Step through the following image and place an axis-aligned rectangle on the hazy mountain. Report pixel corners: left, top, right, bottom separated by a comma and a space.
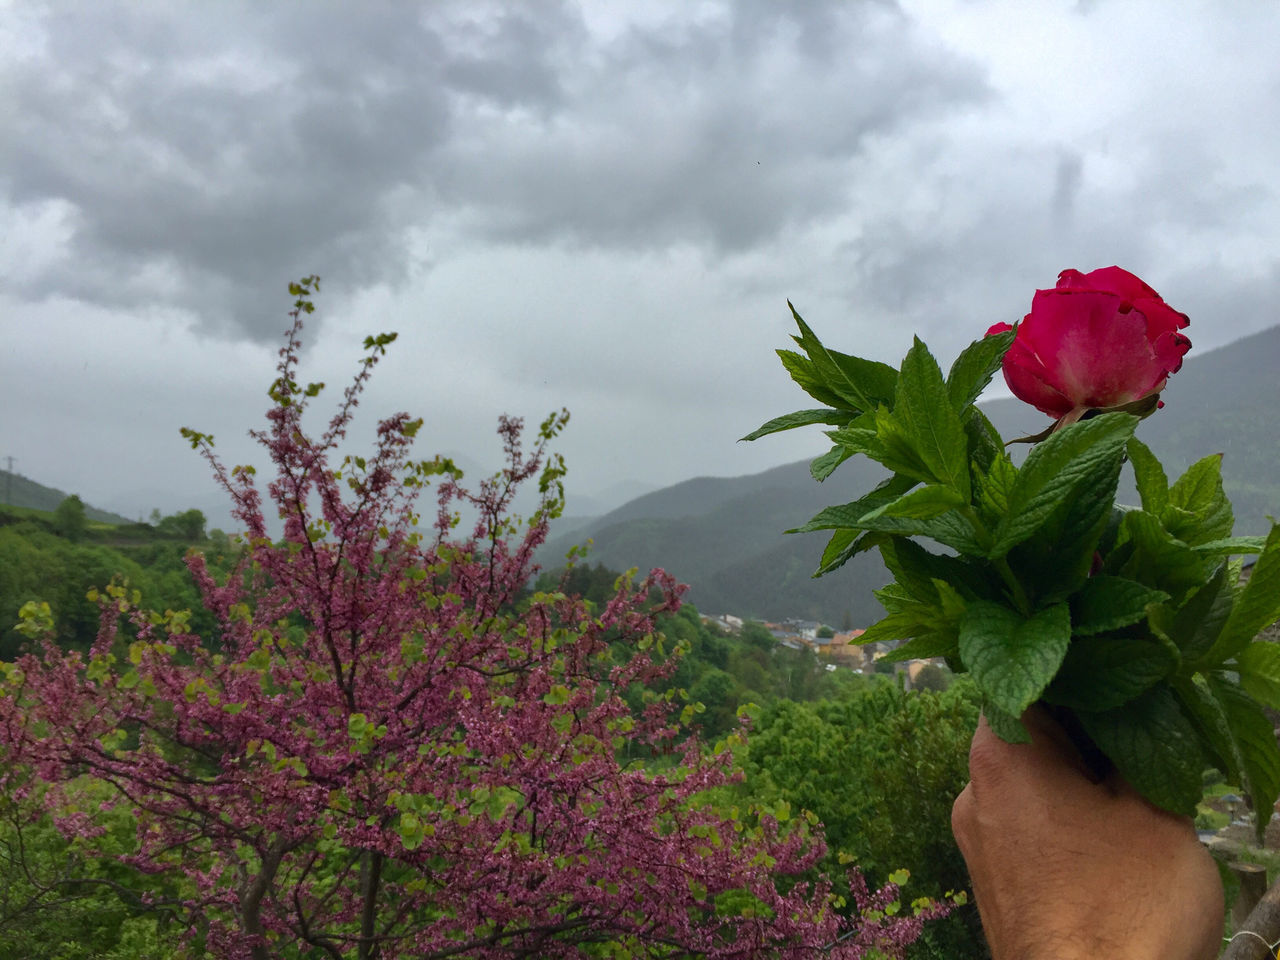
545, 325, 1280, 627
0, 470, 134, 525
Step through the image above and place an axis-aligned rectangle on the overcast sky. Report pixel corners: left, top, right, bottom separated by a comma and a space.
3, 0, 1279, 525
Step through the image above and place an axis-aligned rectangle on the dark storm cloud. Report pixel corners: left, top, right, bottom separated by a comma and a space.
434, 2, 988, 251
6, 0, 986, 340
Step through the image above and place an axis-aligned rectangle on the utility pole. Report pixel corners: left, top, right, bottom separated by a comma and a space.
2, 456, 13, 506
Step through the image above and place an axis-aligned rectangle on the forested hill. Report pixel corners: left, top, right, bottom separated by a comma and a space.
545, 324, 1280, 628
0, 470, 133, 525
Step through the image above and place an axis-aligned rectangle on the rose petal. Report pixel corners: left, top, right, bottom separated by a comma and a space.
1020, 291, 1172, 409
1001, 336, 1075, 416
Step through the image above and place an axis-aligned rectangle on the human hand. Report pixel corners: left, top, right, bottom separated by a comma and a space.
952, 708, 1223, 960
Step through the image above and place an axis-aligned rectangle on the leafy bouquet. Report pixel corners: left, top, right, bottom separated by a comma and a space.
746, 267, 1280, 830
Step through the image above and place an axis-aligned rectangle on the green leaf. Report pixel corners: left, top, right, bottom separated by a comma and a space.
958, 601, 1071, 717
1198, 523, 1280, 665
789, 474, 918, 533
1165, 454, 1233, 546
878, 538, 990, 604
1193, 536, 1268, 557
777, 350, 847, 409
847, 508, 985, 556
1113, 510, 1213, 603
963, 407, 1005, 473
983, 703, 1031, 744
1168, 563, 1234, 662
974, 454, 1017, 526
1076, 686, 1205, 816
883, 631, 959, 661
879, 539, 940, 605
1046, 635, 1176, 712
814, 529, 888, 577
1007, 443, 1126, 604
741, 408, 851, 442
543, 684, 572, 705
1070, 576, 1170, 636
1207, 676, 1280, 838
1237, 642, 1280, 710
861, 484, 966, 521
893, 337, 970, 499
946, 327, 1015, 411
1173, 676, 1242, 785
1125, 437, 1169, 515
810, 445, 854, 481
788, 304, 898, 411
856, 609, 927, 647
864, 405, 934, 481
991, 413, 1137, 558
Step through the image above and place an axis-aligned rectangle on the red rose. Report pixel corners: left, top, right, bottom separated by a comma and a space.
987, 266, 1191, 424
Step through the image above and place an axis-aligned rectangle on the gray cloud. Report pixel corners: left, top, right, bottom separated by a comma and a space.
6, 0, 985, 340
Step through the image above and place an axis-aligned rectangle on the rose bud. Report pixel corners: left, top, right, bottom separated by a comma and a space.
987, 266, 1192, 427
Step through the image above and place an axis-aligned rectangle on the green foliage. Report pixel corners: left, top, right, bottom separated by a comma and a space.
738, 678, 983, 959
52, 495, 88, 542
0, 521, 236, 658
0, 776, 184, 959
749, 306, 1280, 829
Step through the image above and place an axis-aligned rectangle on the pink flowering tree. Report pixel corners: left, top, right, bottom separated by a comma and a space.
0, 279, 940, 959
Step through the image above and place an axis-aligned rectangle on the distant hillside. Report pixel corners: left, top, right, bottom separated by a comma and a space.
545, 325, 1280, 627
0, 470, 133, 526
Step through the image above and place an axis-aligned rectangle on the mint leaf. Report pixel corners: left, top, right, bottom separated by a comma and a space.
1174, 676, 1243, 786
983, 703, 1031, 744
1198, 523, 1280, 665
946, 328, 1015, 411
974, 455, 1018, 536
879, 538, 991, 605
789, 304, 897, 411
777, 349, 847, 409
883, 631, 960, 661
849, 508, 985, 556
1165, 454, 1234, 546
991, 413, 1136, 558
959, 601, 1070, 717
810, 445, 854, 481
871, 405, 936, 482
1193, 536, 1268, 557
963, 407, 1005, 473
1126, 437, 1169, 516
1077, 686, 1205, 816
1114, 510, 1212, 603
1207, 676, 1280, 838
1170, 563, 1234, 662
790, 474, 918, 532
861, 484, 966, 521
815, 529, 888, 577
1237, 642, 1280, 710
741, 408, 850, 442
1046, 635, 1175, 711
1008, 445, 1124, 605
1070, 576, 1169, 636
857, 608, 930, 647
893, 337, 970, 499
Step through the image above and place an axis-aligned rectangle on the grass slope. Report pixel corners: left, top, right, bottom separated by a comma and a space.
0, 470, 133, 525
